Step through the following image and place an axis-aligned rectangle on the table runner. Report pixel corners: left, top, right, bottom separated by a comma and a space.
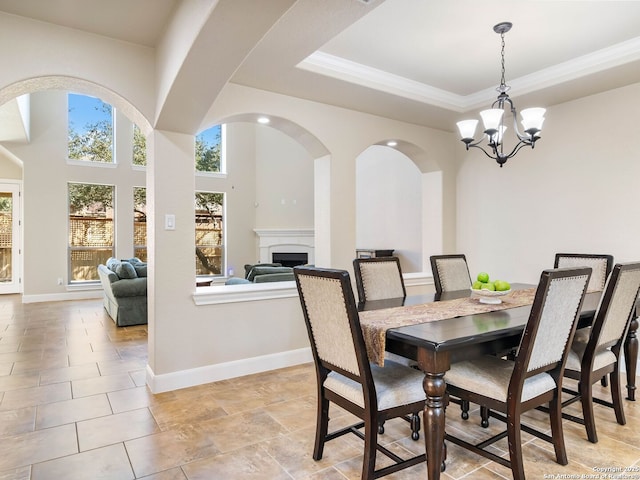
359, 288, 537, 366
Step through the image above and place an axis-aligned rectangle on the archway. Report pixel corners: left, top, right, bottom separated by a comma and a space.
356, 140, 444, 274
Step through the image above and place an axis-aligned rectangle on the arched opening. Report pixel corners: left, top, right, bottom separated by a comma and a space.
356, 140, 444, 275
196, 114, 329, 286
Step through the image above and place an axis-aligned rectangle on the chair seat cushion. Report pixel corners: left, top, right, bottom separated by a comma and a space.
324, 360, 425, 410
565, 338, 617, 373
446, 355, 556, 403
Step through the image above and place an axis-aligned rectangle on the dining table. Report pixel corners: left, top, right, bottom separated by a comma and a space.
358, 284, 638, 480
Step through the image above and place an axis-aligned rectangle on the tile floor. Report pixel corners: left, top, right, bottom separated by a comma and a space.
0, 294, 639, 479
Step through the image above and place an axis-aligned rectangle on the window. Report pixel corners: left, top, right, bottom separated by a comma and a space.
68, 93, 114, 163
195, 124, 223, 173
68, 183, 114, 282
0, 192, 13, 282
133, 124, 146, 166
195, 192, 224, 276
134, 187, 147, 261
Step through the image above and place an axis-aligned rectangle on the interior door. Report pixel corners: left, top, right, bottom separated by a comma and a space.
0, 183, 21, 294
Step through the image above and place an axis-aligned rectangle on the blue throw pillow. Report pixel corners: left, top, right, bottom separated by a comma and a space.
116, 262, 138, 279
122, 257, 143, 264
133, 264, 147, 277
106, 257, 120, 272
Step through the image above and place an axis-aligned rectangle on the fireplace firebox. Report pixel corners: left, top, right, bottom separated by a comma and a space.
272, 252, 308, 268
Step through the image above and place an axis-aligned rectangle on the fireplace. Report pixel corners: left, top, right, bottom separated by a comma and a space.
254, 228, 314, 265
272, 252, 308, 268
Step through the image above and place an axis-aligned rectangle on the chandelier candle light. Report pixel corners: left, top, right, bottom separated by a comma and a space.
456, 22, 546, 167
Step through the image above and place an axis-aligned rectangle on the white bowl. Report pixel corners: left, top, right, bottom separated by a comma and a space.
470, 288, 511, 304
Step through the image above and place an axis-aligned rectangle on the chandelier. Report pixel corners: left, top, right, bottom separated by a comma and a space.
456, 22, 546, 167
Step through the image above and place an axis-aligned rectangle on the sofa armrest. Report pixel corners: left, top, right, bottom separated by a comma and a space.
98, 264, 119, 284
110, 277, 147, 297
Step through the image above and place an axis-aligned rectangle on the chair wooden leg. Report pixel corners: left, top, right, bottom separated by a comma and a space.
410, 412, 420, 440
601, 376, 608, 387
314, 395, 330, 460
580, 378, 598, 443
610, 368, 627, 426
480, 406, 490, 428
362, 417, 378, 480
506, 410, 525, 480
549, 394, 568, 465
460, 400, 469, 420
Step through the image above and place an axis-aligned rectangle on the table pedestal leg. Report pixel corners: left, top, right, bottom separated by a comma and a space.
418, 350, 449, 480
624, 316, 638, 401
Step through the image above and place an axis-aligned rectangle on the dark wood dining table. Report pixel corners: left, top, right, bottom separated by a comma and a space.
359, 284, 638, 480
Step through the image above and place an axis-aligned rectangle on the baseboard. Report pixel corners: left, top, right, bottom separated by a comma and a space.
146, 347, 313, 393
22, 290, 102, 304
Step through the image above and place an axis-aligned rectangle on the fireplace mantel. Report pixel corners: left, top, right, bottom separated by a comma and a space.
254, 228, 315, 265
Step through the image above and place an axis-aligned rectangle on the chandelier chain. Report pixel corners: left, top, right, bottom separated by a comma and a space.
499, 31, 506, 89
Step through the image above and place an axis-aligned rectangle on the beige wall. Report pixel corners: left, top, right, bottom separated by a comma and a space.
356, 145, 423, 273
457, 83, 640, 284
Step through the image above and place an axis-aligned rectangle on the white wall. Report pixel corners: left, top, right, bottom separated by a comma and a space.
356, 145, 422, 272
457, 83, 640, 284
254, 124, 314, 231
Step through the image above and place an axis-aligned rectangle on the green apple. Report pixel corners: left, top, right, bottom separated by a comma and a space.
483, 282, 496, 291
495, 280, 511, 291
472, 280, 483, 290
477, 272, 490, 283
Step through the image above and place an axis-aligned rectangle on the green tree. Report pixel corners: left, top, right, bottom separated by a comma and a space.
68, 100, 113, 163
195, 127, 221, 172
133, 186, 147, 219
195, 192, 223, 274
133, 125, 147, 166
68, 183, 113, 214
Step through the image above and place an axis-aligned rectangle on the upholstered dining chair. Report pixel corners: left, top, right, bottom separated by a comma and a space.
560, 262, 640, 443
554, 253, 613, 293
430, 254, 472, 295
353, 256, 406, 303
294, 266, 426, 479
353, 256, 410, 363
555, 253, 614, 387
444, 267, 592, 480
352, 256, 420, 433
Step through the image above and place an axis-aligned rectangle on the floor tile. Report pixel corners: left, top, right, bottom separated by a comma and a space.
77, 407, 160, 451
0, 423, 78, 471
182, 444, 292, 480
125, 427, 221, 478
71, 372, 136, 398
35, 394, 112, 429
0, 382, 71, 411
31, 443, 134, 480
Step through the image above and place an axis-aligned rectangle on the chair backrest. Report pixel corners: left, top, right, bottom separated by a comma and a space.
294, 266, 374, 396
353, 257, 406, 302
513, 267, 591, 387
430, 254, 472, 294
554, 253, 613, 293
584, 262, 640, 358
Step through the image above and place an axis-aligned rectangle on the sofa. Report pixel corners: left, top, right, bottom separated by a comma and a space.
97, 257, 147, 326
225, 263, 295, 285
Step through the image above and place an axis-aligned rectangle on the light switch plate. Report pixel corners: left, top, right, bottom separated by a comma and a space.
165, 214, 176, 230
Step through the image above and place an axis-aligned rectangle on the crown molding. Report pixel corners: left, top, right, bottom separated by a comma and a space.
298, 36, 640, 112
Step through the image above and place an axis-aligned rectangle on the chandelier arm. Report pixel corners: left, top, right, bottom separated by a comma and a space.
467, 143, 505, 161
502, 140, 531, 160
510, 107, 528, 141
